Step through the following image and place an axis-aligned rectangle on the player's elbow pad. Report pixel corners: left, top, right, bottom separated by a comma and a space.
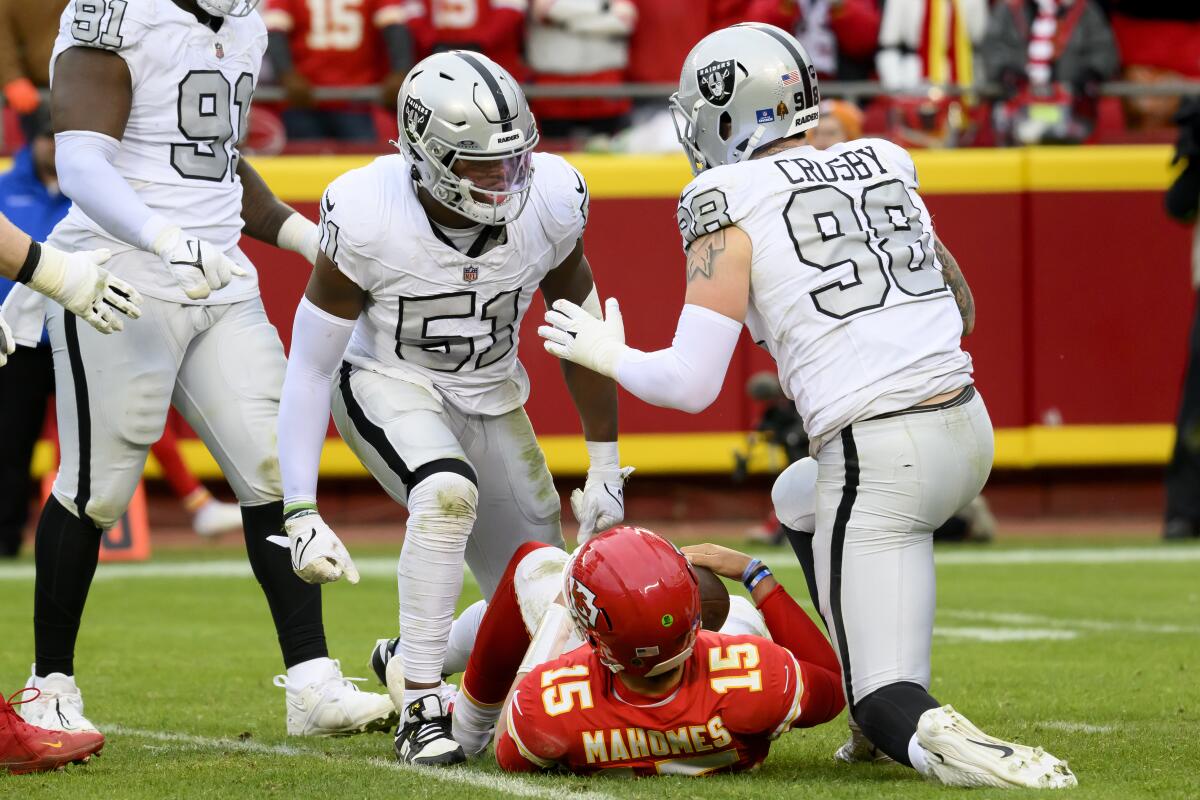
615, 304, 742, 414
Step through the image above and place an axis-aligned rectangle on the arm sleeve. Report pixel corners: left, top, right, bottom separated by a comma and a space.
757, 585, 846, 728
614, 304, 742, 414
278, 297, 356, 507
55, 130, 172, 251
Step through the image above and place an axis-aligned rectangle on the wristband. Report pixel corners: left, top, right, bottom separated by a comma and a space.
15, 240, 40, 284
283, 500, 318, 520
741, 558, 772, 593
585, 440, 619, 472
277, 212, 319, 265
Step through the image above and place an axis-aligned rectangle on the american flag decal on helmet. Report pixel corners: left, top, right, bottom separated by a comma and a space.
780, 70, 800, 86
463, 265, 479, 282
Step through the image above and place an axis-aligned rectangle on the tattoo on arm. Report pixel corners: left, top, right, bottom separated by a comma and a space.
935, 238, 975, 335
686, 230, 726, 283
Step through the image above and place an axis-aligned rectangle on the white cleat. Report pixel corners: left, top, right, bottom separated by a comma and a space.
274, 659, 397, 737
192, 498, 244, 538
834, 718, 894, 764
917, 705, 1078, 789
18, 669, 99, 733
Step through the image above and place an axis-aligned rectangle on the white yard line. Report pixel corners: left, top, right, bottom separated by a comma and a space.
109, 725, 616, 800
933, 626, 1079, 642
1038, 721, 1115, 734
0, 545, 1195, 583
939, 609, 1200, 636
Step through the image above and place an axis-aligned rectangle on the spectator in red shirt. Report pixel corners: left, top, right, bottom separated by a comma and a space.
1106, 0, 1200, 130
745, 0, 881, 80
264, 0, 423, 141
409, 0, 529, 81
526, 0, 637, 139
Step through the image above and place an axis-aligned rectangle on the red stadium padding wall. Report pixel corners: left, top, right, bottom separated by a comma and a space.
29, 146, 1182, 479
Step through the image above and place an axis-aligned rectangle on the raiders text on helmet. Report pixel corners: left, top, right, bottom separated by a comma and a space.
670, 23, 821, 175
396, 51, 539, 226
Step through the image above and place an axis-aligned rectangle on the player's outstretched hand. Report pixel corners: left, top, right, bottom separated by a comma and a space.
152, 226, 246, 300
571, 465, 635, 545
0, 310, 13, 367
271, 507, 360, 585
27, 245, 144, 334
682, 543, 754, 581
539, 297, 627, 378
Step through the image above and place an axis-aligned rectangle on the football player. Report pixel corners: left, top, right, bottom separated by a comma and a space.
19, 0, 395, 738
540, 23, 1077, 790
484, 527, 844, 775
0, 211, 142, 367
276, 51, 631, 765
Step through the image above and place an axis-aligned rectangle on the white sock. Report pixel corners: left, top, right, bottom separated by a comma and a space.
286, 657, 333, 689
908, 733, 933, 775
443, 599, 488, 676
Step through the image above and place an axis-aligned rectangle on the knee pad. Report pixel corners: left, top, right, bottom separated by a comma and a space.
772, 457, 818, 533
405, 470, 479, 552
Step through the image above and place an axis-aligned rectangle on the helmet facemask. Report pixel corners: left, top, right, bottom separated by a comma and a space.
414, 134, 538, 227
196, 0, 261, 17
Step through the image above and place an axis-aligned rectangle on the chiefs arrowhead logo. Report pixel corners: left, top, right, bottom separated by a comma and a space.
697, 59, 736, 107
567, 576, 602, 628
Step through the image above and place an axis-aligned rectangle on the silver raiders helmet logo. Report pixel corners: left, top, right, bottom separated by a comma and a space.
403, 96, 432, 143
697, 59, 736, 107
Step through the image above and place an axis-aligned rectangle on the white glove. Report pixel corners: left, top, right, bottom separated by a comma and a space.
26, 244, 143, 334
269, 507, 360, 585
0, 311, 13, 367
539, 297, 629, 378
571, 465, 635, 545
151, 225, 246, 300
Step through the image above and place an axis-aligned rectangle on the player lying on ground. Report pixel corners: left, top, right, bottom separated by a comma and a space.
540, 21, 1075, 791
277, 51, 630, 764
0, 210, 141, 367
17, 0, 395, 739
496, 528, 844, 775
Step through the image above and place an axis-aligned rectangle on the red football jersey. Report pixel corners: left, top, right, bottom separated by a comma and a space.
498, 630, 804, 776
407, 0, 529, 80
263, 0, 423, 86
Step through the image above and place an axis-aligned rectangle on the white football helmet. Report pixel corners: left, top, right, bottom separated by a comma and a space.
670, 23, 821, 175
396, 51, 539, 226
197, 0, 261, 16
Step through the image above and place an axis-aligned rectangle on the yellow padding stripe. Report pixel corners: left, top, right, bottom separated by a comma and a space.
26, 424, 1176, 480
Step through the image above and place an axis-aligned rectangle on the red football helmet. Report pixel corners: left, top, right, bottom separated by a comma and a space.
563, 526, 702, 678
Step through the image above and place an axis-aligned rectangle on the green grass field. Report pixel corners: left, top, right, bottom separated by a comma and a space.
1, 539, 1197, 799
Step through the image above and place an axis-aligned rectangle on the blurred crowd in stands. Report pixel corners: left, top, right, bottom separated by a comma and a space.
0, 0, 1198, 153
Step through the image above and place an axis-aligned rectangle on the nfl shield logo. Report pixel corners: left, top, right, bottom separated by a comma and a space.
214, 42, 224, 59
462, 265, 479, 283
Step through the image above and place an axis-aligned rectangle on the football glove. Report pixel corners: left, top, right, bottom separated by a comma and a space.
0, 310, 13, 367
539, 297, 628, 379
270, 507, 360, 585
27, 244, 143, 334
152, 225, 246, 300
571, 465, 635, 545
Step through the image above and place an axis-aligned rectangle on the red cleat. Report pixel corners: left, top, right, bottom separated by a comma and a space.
0, 689, 104, 774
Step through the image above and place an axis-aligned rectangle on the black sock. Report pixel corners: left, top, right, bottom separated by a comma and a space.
853, 681, 942, 767
782, 525, 823, 615
241, 502, 328, 668
34, 496, 102, 677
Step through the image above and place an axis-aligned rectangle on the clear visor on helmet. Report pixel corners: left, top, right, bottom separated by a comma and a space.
436, 146, 535, 226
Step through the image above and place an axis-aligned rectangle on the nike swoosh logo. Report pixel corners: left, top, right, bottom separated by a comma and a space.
40, 741, 64, 749
968, 739, 1014, 758
169, 241, 204, 273
295, 530, 317, 567
603, 485, 623, 505
573, 174, 585, 195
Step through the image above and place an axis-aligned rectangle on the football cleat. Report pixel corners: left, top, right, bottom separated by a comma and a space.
394, 693, 465, 766
273, 659, 396, 737
17, 670, 98, 733
192, 498, 244, 538
917, 705, 1078, 789
1, 688, 104, 774
834, 718, 894, 765
368, 637, 406, 712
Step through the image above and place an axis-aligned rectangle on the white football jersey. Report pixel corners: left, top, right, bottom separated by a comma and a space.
49, 0, 266, 304
320, 152, 588, 415
678, 138, 973, 452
